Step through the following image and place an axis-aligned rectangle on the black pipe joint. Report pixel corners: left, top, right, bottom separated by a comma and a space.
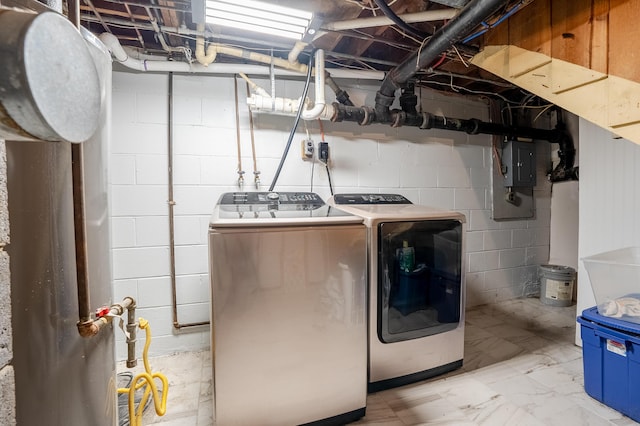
331, 102, 376, 126
399, 93, 418, 116
419, 112, 433, 129
374, 91, 395, 123
391, 110, 406, 128
335, 89, 354, 106
466, 118, 482, 135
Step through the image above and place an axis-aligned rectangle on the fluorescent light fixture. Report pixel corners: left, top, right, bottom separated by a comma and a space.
205, 0, 315, 41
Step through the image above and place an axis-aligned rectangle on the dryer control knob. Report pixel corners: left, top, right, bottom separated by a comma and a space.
266, 192, 280, 201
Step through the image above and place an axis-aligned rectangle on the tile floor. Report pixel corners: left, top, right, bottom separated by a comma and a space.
118, 298, 640, 426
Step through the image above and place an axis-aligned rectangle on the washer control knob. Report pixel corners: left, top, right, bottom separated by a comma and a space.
266, 192, 280, 201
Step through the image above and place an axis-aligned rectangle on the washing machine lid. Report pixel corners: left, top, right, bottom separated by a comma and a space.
210, 192, 363, 227
327, 194, 466, 224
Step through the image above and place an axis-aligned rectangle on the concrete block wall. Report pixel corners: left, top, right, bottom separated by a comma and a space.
0, 140, 15, 424
110, 72, 551, 358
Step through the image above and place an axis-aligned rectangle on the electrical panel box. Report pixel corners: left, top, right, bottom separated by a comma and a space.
502, 140, 536, 187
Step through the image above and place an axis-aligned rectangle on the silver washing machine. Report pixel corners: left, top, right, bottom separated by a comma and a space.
328, 194, 466, 392
209, 192, 367, 425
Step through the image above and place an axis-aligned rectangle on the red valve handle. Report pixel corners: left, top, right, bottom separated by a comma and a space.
95, 306, 111, 318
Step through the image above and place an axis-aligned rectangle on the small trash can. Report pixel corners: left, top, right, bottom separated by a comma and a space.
539, 264, 576, 307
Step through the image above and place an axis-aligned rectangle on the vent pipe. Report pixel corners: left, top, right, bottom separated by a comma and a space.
329, 0, 577, 181
372, 0, 508, 122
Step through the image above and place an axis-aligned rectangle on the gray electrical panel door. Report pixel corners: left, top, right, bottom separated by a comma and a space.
503, 141, 536, 187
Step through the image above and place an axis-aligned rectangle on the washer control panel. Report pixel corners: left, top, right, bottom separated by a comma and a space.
333, 193, 412, 205
219, 192, 323, 207
214, 192, 359, 222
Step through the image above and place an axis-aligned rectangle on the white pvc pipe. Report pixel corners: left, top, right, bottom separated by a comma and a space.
301, 50, 326, 121
288, 41, 307, 64
324, 9, 458, 31
195, 24, 216, 66
99, 33, 385, 80
247, 94, 335, 121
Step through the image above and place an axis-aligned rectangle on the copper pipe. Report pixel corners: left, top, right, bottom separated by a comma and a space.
77, 297, 138, 368
68, 0, 80, 27
165, 74, 209, 329
167, 73, 210, 329
125, 298, 138, 367
234, 75, 244, 186
168, 72, 178, 328
77, 297, 136, 338
71, 143, 92, 330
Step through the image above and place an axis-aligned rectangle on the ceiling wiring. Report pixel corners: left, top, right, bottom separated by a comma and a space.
533, 104, 554, 122
388, 25, 425, 44
326, 59, 377, 71
342, 0, 400, 11
81, 0, 540, 105
451, 45, 469, 67
419, 79, 522, 104
347, 28, 418, 50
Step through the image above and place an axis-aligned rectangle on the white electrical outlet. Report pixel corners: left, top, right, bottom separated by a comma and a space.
301, 139, 314, 160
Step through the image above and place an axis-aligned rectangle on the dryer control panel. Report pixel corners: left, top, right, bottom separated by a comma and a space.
333, 193, 412, 205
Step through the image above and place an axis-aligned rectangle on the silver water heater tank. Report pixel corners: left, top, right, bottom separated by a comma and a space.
3, 7, 116, 426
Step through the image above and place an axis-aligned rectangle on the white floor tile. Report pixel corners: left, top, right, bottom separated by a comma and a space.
117, 299, 640, 426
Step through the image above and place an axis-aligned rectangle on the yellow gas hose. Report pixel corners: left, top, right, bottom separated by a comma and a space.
117, 318, 169, 426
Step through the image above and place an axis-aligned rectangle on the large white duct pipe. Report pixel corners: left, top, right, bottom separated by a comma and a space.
324, 9, 458, 31
99, 33, 385, 80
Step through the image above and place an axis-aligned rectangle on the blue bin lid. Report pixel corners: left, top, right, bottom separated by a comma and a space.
581, 306, 640, 336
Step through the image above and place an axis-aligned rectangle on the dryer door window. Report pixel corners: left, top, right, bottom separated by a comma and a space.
377, 219, 462, 343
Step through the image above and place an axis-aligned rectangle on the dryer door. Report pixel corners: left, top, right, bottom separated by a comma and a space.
377, 219, 463, 343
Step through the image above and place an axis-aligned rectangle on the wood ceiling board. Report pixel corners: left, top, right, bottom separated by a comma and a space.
504, 0, 551, 56
550, 0, 592, 69
608, 0, 640, 82
608, 75, 640, 128
473, 44, 640, 146
80, 4, 148, 20
471, 45, 551, 79
157, 0, 182, 48
590, 0, 609, 74
549, 62, 607, 94
345, 2, 415, 60
610, 122, 640, 144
